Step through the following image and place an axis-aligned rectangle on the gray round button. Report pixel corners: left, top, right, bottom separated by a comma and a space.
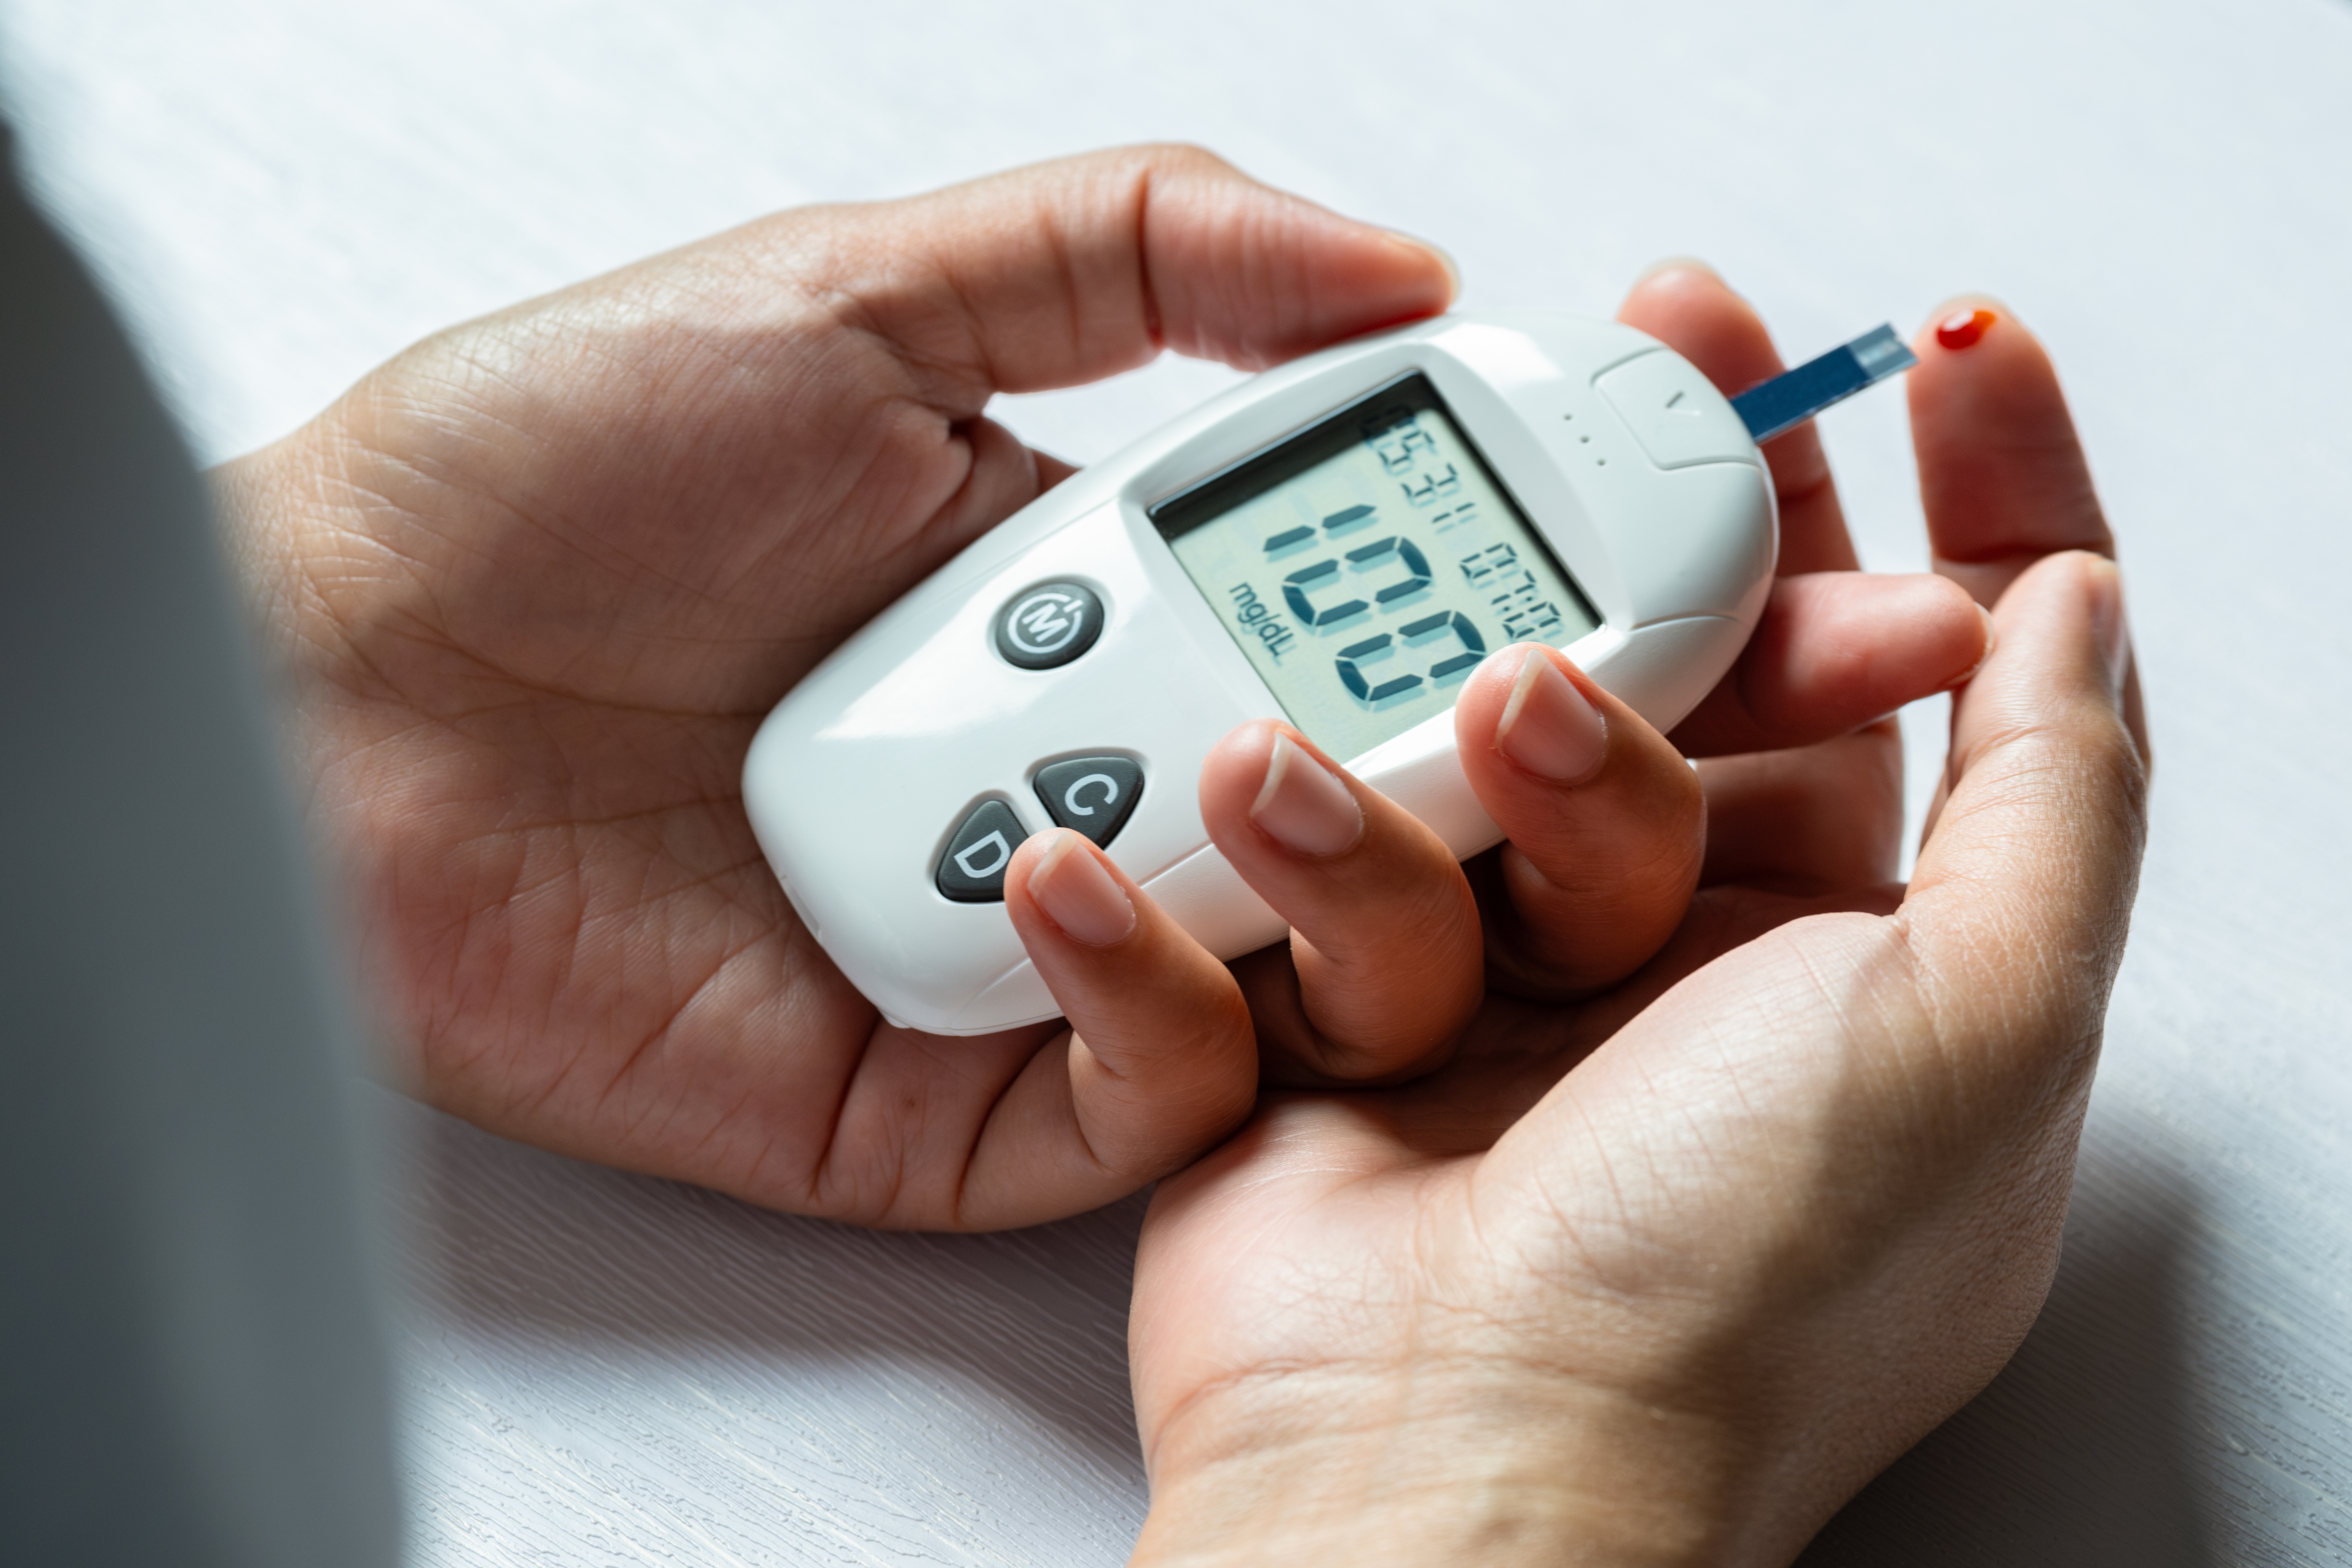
993, 581, 1104, 670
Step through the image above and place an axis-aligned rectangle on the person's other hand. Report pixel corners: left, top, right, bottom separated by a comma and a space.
1002, 262, 2001, 1137
219, 147, 1465, 1228
1108, 294, 2148, 1565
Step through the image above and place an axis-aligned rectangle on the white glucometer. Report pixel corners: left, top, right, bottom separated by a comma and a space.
742, 311, 1913, 1035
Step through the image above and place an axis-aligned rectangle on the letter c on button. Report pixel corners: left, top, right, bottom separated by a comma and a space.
1061, 774, 1118, 817
952, 831, 1012, 879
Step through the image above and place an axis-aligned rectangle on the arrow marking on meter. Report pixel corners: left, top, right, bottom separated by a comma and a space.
1061, 774, 1118, 817
953, 832, 1011, 879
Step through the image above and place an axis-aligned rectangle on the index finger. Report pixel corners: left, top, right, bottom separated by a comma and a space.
1905, 299, 2147, 815
1907, 300, 2113, 609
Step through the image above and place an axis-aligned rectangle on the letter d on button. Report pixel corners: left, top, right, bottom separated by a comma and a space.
937, 800, 1028, 903
953, 832, 1010, 878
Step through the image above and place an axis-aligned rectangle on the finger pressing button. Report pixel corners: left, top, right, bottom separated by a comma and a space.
936, 799, 1028, 904
1034, 756, 1142, 848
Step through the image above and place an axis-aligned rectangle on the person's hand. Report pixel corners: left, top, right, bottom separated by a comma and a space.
217, 141, 1984, 1232
997, 260, 2001, 1146
219, 146, 1464, 1227
1097, 291, 2148, 1565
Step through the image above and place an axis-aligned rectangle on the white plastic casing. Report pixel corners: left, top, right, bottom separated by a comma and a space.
742, 312, 1776, 1035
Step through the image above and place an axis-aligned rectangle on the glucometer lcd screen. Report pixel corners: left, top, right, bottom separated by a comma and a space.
1151, 373, 1601, 764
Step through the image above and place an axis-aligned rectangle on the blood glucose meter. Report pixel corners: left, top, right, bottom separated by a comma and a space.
742, 311, 1913, 1035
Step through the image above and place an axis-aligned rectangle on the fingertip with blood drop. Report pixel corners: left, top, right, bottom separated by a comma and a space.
1935, 307, 1999, 351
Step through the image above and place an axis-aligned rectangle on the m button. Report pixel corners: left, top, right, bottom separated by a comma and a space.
994, 581, 1105, 670
936, 800, 1028, 903
1035, 756, 1142, 848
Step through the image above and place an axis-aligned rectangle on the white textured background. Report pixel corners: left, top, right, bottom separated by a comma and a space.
3, 1, 2347, 1561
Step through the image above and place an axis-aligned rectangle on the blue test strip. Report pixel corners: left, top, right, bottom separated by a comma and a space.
1729, 324, 1918, 444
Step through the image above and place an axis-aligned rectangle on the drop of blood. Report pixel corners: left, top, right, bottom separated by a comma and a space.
1937, 308, 1997, 350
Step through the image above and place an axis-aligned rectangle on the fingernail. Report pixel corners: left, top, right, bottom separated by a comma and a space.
1249, 731, 1364, 857
1935, 306, 1999, 350
1385, 228, 1461, 298
1634, 254, 1722, 286
1026, 830, 1135, 947
1951, 603, 2001, 687
1496, 648, 1608, 783
2082, 555, 2130, 695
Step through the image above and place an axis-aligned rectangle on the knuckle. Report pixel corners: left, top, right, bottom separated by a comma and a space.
1122, 141, 1236, 180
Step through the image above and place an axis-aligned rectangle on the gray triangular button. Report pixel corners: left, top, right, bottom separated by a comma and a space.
936, 800, 1027, 903
1034, 757, 1142, 848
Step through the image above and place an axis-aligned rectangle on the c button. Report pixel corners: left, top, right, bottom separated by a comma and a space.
1034, 756, 1143, 848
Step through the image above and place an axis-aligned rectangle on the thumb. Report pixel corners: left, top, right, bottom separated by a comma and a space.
1902, 549, 2150, 1080
952, 829, 1258, 1228
824, 143, 1458, 398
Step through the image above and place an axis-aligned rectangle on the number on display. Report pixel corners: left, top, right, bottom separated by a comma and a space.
1461, 541, 1566, 642
1333, 611, 1487, 705
1249, 408, 1566, 713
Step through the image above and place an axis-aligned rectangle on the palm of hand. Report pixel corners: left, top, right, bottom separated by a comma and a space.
1133, 883, 1940, 1500
1125, 293, 2146, 1561
233, 259, 1032, 1207
225, 149, 2134, 1304
223, 151, 1470, 1227
1130, 788, 2115, 1563
211, 150, 2148, 1559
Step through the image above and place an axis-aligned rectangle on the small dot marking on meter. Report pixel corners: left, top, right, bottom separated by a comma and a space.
993, 581, 1105, 670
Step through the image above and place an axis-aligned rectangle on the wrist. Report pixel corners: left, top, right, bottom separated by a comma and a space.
1130, 1363, 1754, 1568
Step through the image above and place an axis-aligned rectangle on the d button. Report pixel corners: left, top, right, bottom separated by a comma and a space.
1035, 756, 1142, 848
936, 800, 1027, 904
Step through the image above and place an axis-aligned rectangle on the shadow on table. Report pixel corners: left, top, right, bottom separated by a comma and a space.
383, 1086, 2223, 1558
382, 1091, 1149, 1484
1799, 1137, 2216, 1566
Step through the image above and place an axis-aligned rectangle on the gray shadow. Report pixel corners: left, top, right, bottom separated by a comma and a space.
1799, 1138, 2215, 1566
376, 1088, 1148, 1480
383, 1087, 2229, 1562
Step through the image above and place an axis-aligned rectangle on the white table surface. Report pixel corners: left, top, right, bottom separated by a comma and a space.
5, 1, 2348, 1561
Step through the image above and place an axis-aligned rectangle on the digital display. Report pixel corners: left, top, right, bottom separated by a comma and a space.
1151, 374, 1600, 764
